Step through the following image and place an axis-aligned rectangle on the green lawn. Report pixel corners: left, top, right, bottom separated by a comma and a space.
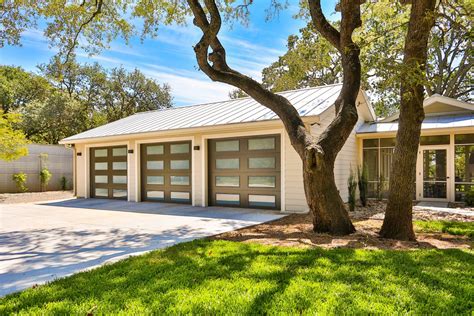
1, 240, 473, 315
415, 220, 474, 239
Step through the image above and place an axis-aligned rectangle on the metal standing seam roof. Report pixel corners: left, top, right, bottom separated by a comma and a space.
62, 84, 343, 142
357, 112, 474, 134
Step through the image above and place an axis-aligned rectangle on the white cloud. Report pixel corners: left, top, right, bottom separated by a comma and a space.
142, 67, 232, 105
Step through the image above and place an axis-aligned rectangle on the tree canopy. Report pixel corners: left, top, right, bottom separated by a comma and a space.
262, 0, 472, 117
0, 62, 173, 143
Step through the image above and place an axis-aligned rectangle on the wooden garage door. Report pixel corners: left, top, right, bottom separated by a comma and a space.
208, 135, 281, 210
141, 141, 192, 204
90, 146, 128, 199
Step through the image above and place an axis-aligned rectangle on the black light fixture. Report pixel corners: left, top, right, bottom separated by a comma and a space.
193, 145, 200, 151
76, 152, 82, 156
128, 149, 134, 154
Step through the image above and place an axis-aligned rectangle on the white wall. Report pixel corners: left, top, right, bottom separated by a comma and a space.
72, 105, 367, 212
316, 110, 365, 202
283, 103, 368, 212
0, 144, 73, 193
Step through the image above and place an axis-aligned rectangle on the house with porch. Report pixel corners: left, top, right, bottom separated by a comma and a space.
60, 85, 473, 212
357, 94, 474, 202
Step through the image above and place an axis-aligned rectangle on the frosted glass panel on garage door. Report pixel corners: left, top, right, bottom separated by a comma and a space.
112, 147, 127, 156
248, 138, 275, 150
249, 157, 275, 169
95, 162, 108, 170
113, 162, 127, 170
147, 176, 164, 185
216, 176, 240, 187
95, 175, 108, 184
147, 145, 164, 155
216, 140, 239, 152
170, 176, 189, 185
95, 188, 108, 197
147, 161, 163, 170
170, 143, 189, 154
170, 160, 190, 170
94, 149, 107, 157
113, 176, 127, 184
216, 158, 239, 169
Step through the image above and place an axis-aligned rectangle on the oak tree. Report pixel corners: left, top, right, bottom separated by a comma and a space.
1, 0, 365, 234
380, 0, 437, 241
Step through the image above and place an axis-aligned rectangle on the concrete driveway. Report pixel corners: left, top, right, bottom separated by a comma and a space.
0, 198, 284, 296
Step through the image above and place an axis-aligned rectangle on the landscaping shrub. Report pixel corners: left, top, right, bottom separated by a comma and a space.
12, 172, 28, 192
348, 169, 357, 212
358, 164, 368, 206
60, 176, 68, 191
464, 188, 474, 206
39, 168, 52, 191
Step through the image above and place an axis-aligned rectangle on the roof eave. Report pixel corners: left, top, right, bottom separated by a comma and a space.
60, 115, 321, 144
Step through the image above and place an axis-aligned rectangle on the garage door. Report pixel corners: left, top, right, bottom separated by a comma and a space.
208, 135, 281, 210
90, 146, 128, 199
140, 141, 192, 204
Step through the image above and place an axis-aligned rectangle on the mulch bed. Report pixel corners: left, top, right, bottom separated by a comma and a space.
213, 201, 473, 250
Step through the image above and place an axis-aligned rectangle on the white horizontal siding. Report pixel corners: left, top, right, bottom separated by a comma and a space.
314, 109, 364, 202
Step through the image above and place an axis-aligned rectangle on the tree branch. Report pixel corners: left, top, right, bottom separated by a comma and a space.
186, 0, 310, 155
307, 0, 341, 51
63, 0, 103, 65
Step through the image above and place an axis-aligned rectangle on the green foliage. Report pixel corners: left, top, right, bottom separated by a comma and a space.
262, 23, 341, 92
464, 188, 474, 207
60, 176, 68, 191
228, 89, 247, 99
0, 61, 173, 144
415, 221, 474, 239
357, 164, 368, 207
1, 240, 472, 314
0, 111, 29, 161
39, 168, 52, 191
18, 91, 88, 144
347, 169, 357, 212
12, 172, 28, 192
265, 0, 472, 116
0, 66, 50, 113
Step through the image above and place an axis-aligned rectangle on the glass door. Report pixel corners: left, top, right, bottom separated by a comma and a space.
422, 148, 448, 199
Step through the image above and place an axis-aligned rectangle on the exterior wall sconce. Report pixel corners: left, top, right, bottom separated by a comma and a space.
76, 152, 82, 156
193, 145, 200, 151
128, 149, 134, 154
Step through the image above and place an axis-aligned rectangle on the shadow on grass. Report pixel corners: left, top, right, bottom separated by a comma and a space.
1, 240, 473, 314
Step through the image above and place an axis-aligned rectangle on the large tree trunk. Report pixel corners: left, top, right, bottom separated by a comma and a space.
380, 0, 436, 241
303, 46, 360, 234
186, 0, 362, 235
305, 158, 356, 234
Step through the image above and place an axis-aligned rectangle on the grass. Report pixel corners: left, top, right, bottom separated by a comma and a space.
415, 220, 474, 239
1, 240, 473, 315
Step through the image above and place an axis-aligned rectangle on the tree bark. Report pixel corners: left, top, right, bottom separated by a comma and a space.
186, 0, 362, 235
380, 0, 437, 241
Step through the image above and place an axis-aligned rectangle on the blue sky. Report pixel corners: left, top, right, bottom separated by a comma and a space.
0, 1, 337, 106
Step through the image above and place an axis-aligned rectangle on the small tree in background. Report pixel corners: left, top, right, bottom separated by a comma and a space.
357, 165, 368, 207
12, 172, 28, 192
348, 169, 358, 212
0, 111, 28, 161
39, 153, 51, 191
60, 176, 68, 191
39, 168, 52, 192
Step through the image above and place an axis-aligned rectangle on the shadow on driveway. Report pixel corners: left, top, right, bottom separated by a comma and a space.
40, 198, 282, 222
0, 199, 285, 296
